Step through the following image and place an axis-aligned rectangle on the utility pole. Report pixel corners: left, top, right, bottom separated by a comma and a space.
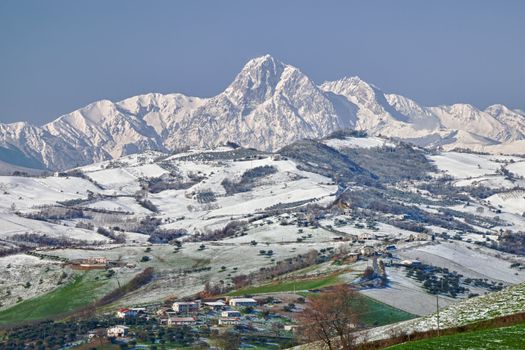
436, 278, 443, 336
436, 293, 440, 337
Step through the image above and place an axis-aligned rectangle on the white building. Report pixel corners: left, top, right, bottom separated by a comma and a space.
116, 307, 145, 318
400, 259, 421, 267
107, 325, 129, 338
173, 301, 200, 313
167, 316, 197, 326
284, 324, 299, 332
228, 298, 257, 307
204, 300, 226, 310
221, 310, 241, 318
360, 245, 374, 256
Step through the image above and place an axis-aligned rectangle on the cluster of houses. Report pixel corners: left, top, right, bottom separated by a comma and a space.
108, 297, 258, 338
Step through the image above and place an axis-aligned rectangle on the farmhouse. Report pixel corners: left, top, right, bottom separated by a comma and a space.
107, 325, 129, 338
229, 298, 257, 307
284, 324, 299, 332
358, 232, 376, 240
400, 259, 421, 267
173, 301, 200, 313
344, 253, 360, 263
85, 257, 108, 264
360, 245, 375, 256
155, 307, 173, 316
167, 316, 197, 326
116, 308, 132, 318
70, 256, 110, 270
204, 300, 226, 310
116, 307, 145, 318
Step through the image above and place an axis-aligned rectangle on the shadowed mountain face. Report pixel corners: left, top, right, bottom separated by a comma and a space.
1, 54, 524, 170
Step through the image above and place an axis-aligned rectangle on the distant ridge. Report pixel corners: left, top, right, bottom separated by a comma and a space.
1, 54, 524, 170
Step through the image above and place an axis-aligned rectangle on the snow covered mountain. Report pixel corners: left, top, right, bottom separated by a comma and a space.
1, 54, 524, 170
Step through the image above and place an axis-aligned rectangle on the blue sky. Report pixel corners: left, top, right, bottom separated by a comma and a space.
0, 0, 523, 125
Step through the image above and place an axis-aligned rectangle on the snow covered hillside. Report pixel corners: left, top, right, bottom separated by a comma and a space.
0, 145, 337, 247
1, 55, 524, 170
1, 136, 525, 317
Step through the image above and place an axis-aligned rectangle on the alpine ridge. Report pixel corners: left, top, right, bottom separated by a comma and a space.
1, 54, 524, 170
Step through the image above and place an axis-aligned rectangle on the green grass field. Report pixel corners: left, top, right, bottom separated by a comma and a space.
359, 295, 415, 327
0, 271, 112, 325
387, 323, 525, 350
227, 274, 341, 296
227, 275, 414, 327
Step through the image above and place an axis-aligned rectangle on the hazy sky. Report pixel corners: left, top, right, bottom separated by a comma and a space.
0, 0, 523, 125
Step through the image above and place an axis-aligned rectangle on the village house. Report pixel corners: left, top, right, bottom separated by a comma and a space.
85, 257, 108, 264
415, 232, 430, 241
358, 232, 376, 240
155, 307, 173, 317
76, 257, 109, 268
284, 324, 299, 332
344, 252, 360, 263
167, 316, 197, 326
173, 301, 201, 314
360, 245, 375, 256
221, 310, 241, 318
116, 307, 145, 319
116, 308, 132, 318
400, 259, 421, 267
203, 300, 226, 310
228, 298, 257, 307
107, 325, 129, 338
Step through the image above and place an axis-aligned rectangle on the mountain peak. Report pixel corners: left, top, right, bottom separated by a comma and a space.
247, 54, 282, 66
224, 55, 289, 106
235, 54, 287, 79
485, 104, 510, 114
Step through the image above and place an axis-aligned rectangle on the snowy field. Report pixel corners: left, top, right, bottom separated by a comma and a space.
486, 189, 525, 215
0, 212, 109, 242
398, 241, 525, 284
0, 175, 101, 211
84, 164, 167, 194
0, 254, 65, 310
360, 267, 456, 316
429, 152, 525, 186
322, 136, 395, 150
149, 155, 336, 232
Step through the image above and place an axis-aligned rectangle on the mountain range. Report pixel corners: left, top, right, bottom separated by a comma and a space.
1, 54, 524, 170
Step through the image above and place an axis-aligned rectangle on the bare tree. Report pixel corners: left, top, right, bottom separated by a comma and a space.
210, 330, 241, 350
297, 285, 365, 350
